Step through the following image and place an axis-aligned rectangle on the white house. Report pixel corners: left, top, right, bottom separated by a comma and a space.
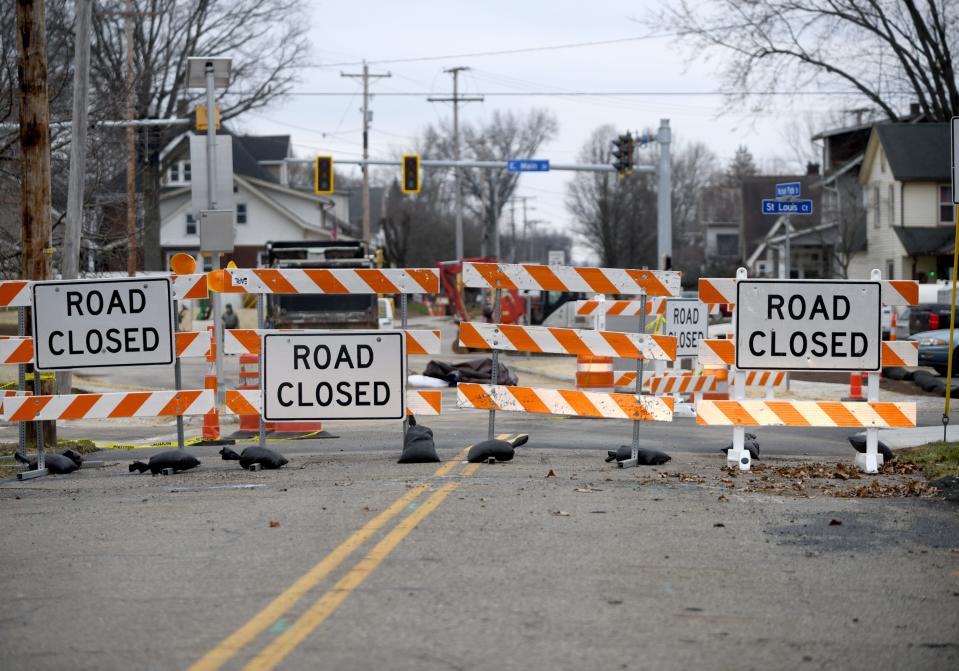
159, 133, 351, 270
850, 122, 952, 282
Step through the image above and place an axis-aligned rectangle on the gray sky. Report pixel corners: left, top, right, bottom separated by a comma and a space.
240, 0, 844, 261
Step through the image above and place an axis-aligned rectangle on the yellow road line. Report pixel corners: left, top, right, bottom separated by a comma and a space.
242, 483, 460, 671
189, 447, 471, 671
463, 463, 482, 476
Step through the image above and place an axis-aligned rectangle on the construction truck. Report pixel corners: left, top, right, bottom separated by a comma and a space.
264, 241, 380, 330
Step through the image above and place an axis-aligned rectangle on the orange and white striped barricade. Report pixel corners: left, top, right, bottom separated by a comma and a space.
698, 268, 918, 472
224, 389, 443, 418
574, 298, 725, 318
215, 266, 441, 446
2, 390, 214, 422
0, 331, 214, 366
460, 261, 682, 466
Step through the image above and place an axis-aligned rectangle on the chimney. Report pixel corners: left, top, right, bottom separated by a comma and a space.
910, 102, 921, 117
806, 162, 820, 176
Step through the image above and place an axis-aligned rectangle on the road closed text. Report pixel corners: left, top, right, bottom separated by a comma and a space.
735, 281, 881, 371
263, 331, 405, 421
32, 278, 175, 371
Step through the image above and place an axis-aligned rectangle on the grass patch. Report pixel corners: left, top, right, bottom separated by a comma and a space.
0, 438, 97, 458
898, 441, 959, 480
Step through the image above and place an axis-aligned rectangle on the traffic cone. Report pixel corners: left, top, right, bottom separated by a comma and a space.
237, 353, 261, 434
575, 355, 614, 392
197, 329, 235, 445
844, 372, 865, 401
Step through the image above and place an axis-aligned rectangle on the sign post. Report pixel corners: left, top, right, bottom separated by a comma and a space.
261, 331, 406, 422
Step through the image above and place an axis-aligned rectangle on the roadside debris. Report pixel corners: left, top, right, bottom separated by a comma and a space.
605, 446, 671, 465
129, 450, 201, 475
15, 449, 83, 475
220, 446, 289, 470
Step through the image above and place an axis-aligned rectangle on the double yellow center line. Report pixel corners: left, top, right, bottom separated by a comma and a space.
189, 440, 502, 671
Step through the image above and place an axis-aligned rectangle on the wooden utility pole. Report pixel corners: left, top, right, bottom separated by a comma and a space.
125, 0, 137, 276
16, 0, 57, 446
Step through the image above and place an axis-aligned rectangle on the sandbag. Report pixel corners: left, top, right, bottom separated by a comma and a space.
467, 439, 515, 463
398, 417, 440, 463
129, 450, 201, 474
604, 446, 671, 465
882, 366, 908, 380
61, 449, 84, 468
912, 370, 938, 391
423, 358, 518, 386
220, 446, 288, 470
722, 440, 761, 460
15, 451, 81, 475
848, 435, 895, 462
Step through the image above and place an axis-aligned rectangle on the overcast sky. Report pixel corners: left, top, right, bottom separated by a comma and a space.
239, 0, 846, 262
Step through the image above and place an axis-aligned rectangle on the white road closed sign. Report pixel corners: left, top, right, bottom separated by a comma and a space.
32, 277, 175, 371
262, 331, 406, 421
735, 280, 881, 371
664, 298, 708, 357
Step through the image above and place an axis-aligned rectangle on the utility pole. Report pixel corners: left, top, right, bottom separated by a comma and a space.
656, 119, 672, 270
125, 0, 137, 276
428, 67, 482, 260
16, 0, 57, 446
508, 196, 535, 261
59, 0, 92, 396
341, 61, 391, 245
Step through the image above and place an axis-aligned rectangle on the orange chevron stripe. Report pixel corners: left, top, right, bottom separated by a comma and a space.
499, 324, 543, 353
109, 392, 150, 418
652, 334, 677, 360
0, 281, 28, 306
458, 382, 497, 410
160, 390, 204, 416
418, 390, 442, 414
226, 390, 260, 416
473, 263, 517, 290
232, 329, 261, 354
524, 264, 564, 291
715, 400, 759, 425
405, 332, 427, 355
698, 278, 729, 304
61, 394, 102, 420
576, 267, 618, 294
509, 386, 552, 414
817, 402, 861, 427
301, 268, 348, 293
458, 322, 487, 349
9, 396, 52, 421
873, 403, 913, 427
355, 269, 401, 294
625, 269, 673, 296
405, 268, 440, 293
889, 280, 918, 305
557, 389, 601, 416
175, 332, 201, 357
766, 401, 811, 426
549, 327, 589, 356
600, 331, 640, 358
578, 300, 599, 315
254, 269, 299, 294
7, 339, 33, 363
182, 275, 208, 299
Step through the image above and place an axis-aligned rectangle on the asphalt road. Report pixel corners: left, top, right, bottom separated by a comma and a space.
1, 439, 957, 671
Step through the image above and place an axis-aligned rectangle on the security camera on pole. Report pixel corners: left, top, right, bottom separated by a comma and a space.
187, 57, 234, 444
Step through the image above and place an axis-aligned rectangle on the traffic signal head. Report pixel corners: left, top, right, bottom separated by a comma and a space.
315, 156, 333, 194
611, 132, 634, 177
402, 154, 420, 193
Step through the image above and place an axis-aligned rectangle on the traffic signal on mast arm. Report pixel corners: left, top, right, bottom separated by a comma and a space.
611, 132, 634, 177
402, 154, 420, 193
315, 156, 334, 194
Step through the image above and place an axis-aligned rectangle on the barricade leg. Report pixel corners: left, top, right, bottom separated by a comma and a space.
256, 296, 266, 449
16, 305, 47, 481
173, 299, 185, 449
855, 371, 883, 473
726, 268, 750, 471
487, 288, 501, 441
620, 293, 647, 469
400, 293, 408, 440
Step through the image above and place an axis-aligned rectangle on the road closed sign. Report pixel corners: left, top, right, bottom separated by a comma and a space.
262, 331, 406, 421
32, 277, 175, 371
735, 280, 881, 371
664, 298, 708, 357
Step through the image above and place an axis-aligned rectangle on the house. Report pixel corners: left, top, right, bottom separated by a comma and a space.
159, 132, 351, 270
849, 123, 952, 281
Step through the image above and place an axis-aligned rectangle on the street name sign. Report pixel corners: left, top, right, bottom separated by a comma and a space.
32, 277, 175, 371
507, 159, 550, 172
761, 199, 813, 215
664, 298, 709, 357
775, 182, 801, 198
735, 280, 881, 371
262, 331, 405, 421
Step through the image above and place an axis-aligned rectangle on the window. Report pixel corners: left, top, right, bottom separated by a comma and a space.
886, 259, 895, 280
888, 184, 895, 226
716, 234, 738, 256
236, 203, 247, 224
873, 186, 881, 228
168, 163, 180, 183
880, 150, 886, 173
185, 213, 196, 236
940, 185, 953, 223
182, 161, 191, 182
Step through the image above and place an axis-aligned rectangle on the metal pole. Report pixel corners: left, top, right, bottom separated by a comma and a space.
361, 61, 370, 245
656, 119, 672, 270
125, 0, 136, 277
452, 71, 463, 261
257, 294, 266, 448
17, 307, 26, 461
33, 362, 43, 470
784, 215, 792, 391
173, 299, 185, 449
491, 189, 500, 260
487, 288, 502, 440
400, 293, 408, 439
285, 157, 644, 173
206, 63, 225, 406
944, 206, 959, 440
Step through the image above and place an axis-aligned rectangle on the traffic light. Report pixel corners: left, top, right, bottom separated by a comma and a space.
315, 156, 333, 194
402, 154, 420, 193
611, 132, 634, 177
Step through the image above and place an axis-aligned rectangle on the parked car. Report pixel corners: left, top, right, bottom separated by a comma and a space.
908, 303, 954, 335
911, 328, 958, 376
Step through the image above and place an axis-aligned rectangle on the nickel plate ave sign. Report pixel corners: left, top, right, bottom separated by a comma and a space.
735, 280, 882, 372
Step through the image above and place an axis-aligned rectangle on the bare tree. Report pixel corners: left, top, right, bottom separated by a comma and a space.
89, 0, 310, 269
670, 140, 720, 281
655, 0, 959, 120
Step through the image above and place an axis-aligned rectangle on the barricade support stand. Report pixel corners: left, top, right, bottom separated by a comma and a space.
856, 268, 884, 474
400, 293, 408, 440
173, 299, 185, 450
726, 268, 750, 471
619, 291, 648, 469
16, 306, 26, 462
487, 288, 501, 441
257, 295, 266, 449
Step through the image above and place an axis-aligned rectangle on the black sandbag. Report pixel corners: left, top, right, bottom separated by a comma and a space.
15, 451, 80, 475
604, 445, 671, 465
926, 377, 948, 393
398, 417, 440, 463
220, 445, 288, 469
509, 434, 529, 448
467, 439, 515, 463
423, 358, 518, 386
882, 366, 907, 380
60, 449, 84, 468
848, 435, 895, 461
722, 440, 761, 460
129, 450, 201, 474
912, 370, 937, 390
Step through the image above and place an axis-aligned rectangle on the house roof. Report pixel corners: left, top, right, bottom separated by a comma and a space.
236, 135, 290, 163
874, 123, 950, 182
893, 226, 955, 255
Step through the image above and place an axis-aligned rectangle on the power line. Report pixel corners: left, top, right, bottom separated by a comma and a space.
283, 90, 873, 97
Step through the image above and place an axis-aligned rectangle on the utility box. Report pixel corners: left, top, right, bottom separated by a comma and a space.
199, 209, 235, 253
